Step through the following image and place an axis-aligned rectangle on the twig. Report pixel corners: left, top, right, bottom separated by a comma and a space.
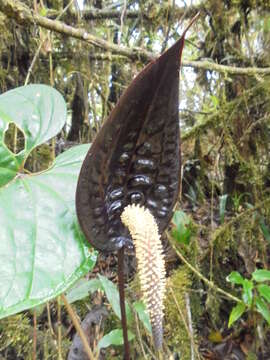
32, 309, 37, 360
118, 0, 127, 45
24, 42, 44, 85
185, 293, 195, 360
169, 287, 201, 359
46, 302, 56, 338
161, 0, 176, 52
169, 240, 241, 303
61, 294, 95, 360
57, 296, 62, 360
134, 312, 147, 359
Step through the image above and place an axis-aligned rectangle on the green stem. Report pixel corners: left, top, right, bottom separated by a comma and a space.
170, 242, 241, 303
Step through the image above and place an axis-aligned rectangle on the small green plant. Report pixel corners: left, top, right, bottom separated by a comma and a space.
219, 194, 228, 224
231, 192, 250, 213
259, 217, 270, 243
227, 269, 270, 327
171, 210, 193, 246
66, 275, 151, 350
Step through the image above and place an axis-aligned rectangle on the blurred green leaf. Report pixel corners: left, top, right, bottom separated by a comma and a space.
259, 218, 270, 243
255, 298, 270, 325
210, 94, 219, 109
263, 16, 270, 32
258, 284, 270, 304
228, 302, 246, 327
98, 329, 135, 350
242, 279, 253, 306
219, 194, 228, 224
66, 278, 100, 304
172, 210, 192, 245
133, 301, 152, 333
98, 275, 133, 325
39, 7, 48, 16
226, 271, 244, 285
252, 269, 270, 282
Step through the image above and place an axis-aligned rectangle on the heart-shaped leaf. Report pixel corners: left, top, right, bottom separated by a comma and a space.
0, 144, 96, 319
76, 37, 186, 252
0, 84, 66, 187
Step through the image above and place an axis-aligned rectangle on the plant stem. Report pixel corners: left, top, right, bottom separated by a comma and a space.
33, 309, 37, 360
61, 294, 95, 360
118, 246, 130, 360
57, 296, 62, 360
170, 242, 241, 303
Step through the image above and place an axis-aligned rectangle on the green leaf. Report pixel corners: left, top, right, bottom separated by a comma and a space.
66, 278, 101, 304
39, 7, 48, 16
258, 284, 270, 304
98, 329, 135, 350
0, 144, 97, 319
0, 85, 66, 187
133, 301, 152, 333
98, 275, 133, 325
172, 210, 192, 245
259, 218, 270, 242
228, 302, 246, 327
242, 279, 253, 306
219, 194, 228, 224
255, 298, 270, 324
252, 269, 270, 282
226, 271, 244, 285
210, 95, 219, 109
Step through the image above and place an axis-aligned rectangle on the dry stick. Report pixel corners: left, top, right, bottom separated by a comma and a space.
46, 302, 54, 336
2, 0, 270, 76
185, 293, 195, 360
25, 42, 44, 85
57, 296, 62, 360
33, 309, 37, 360
134, 312, 147, 360
118, 0, 127, 45
169, 241, 241, 303
169, 287, 201, 360
118, 246, 130, 360
61, 294, 95, 360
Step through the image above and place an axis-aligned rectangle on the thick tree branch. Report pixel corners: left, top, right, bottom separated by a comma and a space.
72, 4, 200, 21
1, 0, 270, 76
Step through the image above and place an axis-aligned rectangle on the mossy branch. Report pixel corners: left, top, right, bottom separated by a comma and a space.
1, 0, 270, 75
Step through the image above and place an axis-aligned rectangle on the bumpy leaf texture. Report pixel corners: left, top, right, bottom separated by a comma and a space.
76, 35, 187, 253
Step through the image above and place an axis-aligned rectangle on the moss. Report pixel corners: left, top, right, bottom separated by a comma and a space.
164, 266, 199, 359
0, 313, 32, 359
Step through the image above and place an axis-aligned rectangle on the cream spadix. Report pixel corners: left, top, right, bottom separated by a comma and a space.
121, 204, 166, 350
